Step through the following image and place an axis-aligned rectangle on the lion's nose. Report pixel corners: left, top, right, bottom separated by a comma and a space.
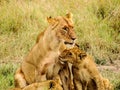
71, 37, 76, 41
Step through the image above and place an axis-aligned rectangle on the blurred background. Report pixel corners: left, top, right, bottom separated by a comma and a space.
0, 0, 120, 90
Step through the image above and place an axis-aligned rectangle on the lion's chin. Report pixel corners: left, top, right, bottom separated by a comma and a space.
65, 44, 74, 49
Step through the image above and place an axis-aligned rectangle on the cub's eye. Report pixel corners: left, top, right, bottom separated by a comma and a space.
62, 26, 69, 31
68, 52, 72, 56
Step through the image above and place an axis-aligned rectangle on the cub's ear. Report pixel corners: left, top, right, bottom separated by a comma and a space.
47, 16, 56, 24
49, 81, 56, 89
78, 52, 87, 60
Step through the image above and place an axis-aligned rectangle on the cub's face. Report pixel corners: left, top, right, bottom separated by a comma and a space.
59, 47, 87, 64
47, 13, 76, 48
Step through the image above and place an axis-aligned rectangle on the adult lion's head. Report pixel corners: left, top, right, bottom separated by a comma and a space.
46, 13, 76, 48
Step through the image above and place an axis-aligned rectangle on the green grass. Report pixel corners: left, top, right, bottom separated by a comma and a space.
0, 0, 120, 89
0, 63, 19, 90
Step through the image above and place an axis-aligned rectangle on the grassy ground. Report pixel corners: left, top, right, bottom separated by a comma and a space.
0, 63, 18, 90
0, 63, 120, 90
0, 0, 120, 90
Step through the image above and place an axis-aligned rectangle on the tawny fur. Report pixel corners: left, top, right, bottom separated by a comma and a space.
59, 46, 113, 90
47, 61, 73, 90
102, 78, 114, 90
14, 13, 76, 88
11, 80, 62, 90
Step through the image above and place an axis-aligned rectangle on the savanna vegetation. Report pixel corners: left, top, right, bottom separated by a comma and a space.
0, 0, 120, 90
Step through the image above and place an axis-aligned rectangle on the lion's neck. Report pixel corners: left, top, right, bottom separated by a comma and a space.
41, 27, 61, 52
24, 27, 63, 65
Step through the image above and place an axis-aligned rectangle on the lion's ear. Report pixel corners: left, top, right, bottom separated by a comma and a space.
78, 52, 87, 60
47, 16, 56, 24
66, 12, 73, 21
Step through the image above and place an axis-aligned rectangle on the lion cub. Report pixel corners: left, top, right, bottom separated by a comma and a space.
59, 46, 113, 90
11, 80, 62, 90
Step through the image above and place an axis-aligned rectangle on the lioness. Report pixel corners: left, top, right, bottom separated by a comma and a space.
59, 46, 113, 90
14, 13, 76, 88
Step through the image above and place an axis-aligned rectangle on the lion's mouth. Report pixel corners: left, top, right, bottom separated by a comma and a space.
64, 41, 74, 45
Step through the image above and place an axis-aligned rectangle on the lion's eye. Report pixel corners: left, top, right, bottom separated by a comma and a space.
62, 26, 69, 31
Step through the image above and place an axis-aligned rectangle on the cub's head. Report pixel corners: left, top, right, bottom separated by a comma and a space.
48, 80, 62, 90
47, 13, 76, 48
59, 46, 87, 64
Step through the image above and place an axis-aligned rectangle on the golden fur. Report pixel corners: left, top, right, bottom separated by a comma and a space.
47, 61, 73, 90
11, 80, 62, 90
14, 13, 76, 88
59, 46, 113, 90
102, 78, 114, 90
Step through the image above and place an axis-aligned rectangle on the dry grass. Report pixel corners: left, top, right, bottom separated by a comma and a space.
0, 0, 120, 90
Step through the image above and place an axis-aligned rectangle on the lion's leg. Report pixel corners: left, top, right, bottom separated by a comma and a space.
14, 68, 27, 88
94, 76, 105, 90
84, 82, 88, 90
59, 63, 73, 90
46, 64, 57, 80
46, 61, 63, 85
87, 79, 98, 90
103, 78, 109, 90
21, 61, 36, 84
73, 79, 82, 90
102, 78, 114, 90
59, 70, 69, 90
